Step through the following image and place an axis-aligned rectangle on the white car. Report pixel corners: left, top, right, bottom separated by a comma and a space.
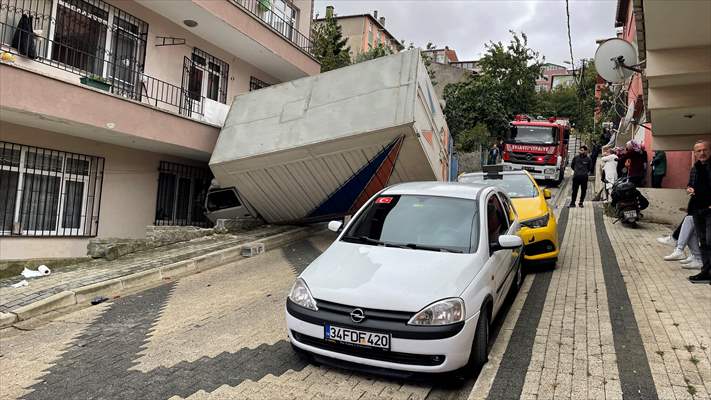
285, 182, 524, 376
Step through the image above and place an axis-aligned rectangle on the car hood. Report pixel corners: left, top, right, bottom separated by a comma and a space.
300, 241, 483, 313
511, 196, 548, 221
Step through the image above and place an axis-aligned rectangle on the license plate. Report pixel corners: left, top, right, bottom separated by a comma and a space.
523, 167, 536, 172
324, 323, 390, 350
624, 210, 637, 218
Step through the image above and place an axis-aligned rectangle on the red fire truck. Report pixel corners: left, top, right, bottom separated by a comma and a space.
502, 115, 570, 184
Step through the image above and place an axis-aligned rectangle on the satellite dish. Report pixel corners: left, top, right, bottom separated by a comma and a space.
594, 38, 639, 83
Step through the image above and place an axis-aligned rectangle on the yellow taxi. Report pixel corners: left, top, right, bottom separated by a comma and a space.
459, 167, 559, 265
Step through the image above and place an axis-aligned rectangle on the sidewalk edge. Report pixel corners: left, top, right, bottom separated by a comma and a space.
0, 226, 318, 329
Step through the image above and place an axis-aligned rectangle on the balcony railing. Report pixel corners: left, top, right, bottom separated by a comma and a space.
0, 20, 205, 118
230, 0, 314, 56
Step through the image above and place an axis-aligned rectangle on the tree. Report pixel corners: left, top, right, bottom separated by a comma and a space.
443, 31, 542, 147
457, 123, 491, 152
354, 43, 392, 63
311, 14, 351, 72
476, 31, 543, 115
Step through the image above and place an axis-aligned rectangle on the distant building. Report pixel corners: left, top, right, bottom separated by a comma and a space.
422, 47, 480, 74
313, 7, 404, 61
536, 63, 574, 92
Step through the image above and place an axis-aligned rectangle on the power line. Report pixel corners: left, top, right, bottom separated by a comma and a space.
565, 0, 576, 83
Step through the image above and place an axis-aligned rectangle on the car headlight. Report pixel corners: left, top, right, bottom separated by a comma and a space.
288, 278, 318, 311
408, 298, 465, 326
521, 213, 550, 228
544, 168, 556, 175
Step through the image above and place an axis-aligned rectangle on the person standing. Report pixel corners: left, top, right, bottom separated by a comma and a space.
620, 140, 646, 186
599, 147, 618, 200
487, 142, 500, 165
570, 145, 592, 208
651, 150, 667, 188
687, 140, 711, 284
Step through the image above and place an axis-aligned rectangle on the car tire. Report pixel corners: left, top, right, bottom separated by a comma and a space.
469, 307, 490, 371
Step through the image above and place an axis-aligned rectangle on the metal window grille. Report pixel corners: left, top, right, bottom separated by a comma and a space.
184, 48, 229, 104
0, 1, 205, 117
154, 161, 212, 228
0, 141, 105, 237
249, 76, 271, 91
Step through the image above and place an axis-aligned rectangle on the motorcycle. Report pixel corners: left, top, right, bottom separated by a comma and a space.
609, 177, 649, 224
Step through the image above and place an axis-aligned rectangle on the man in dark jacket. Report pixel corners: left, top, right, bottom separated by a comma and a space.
651, 150, 667, 188
688, 140, 711, 284
570, 145, 592, 208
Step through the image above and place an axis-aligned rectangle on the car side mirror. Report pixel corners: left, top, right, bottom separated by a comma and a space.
328, 220, 343, 232
543, 189, 552, 199
490, 234, 523, 252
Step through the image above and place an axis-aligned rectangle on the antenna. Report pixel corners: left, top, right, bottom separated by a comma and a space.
594, 38, 640, 83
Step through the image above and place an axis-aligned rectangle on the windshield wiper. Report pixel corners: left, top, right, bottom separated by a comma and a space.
342, 235, 390, 246
404, 243, 463, 253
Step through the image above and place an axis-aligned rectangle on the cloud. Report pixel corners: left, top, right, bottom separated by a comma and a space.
313, 0, 618, 65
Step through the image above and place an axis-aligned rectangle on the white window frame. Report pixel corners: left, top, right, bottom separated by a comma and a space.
2, 149, 90, 236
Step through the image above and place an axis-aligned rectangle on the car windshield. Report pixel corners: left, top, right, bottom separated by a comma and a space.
343, 195, 478, 253
508, 126, 557, 144
459, 174, 538, 198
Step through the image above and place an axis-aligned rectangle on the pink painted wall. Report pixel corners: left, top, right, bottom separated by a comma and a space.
0, 123, 207, 260
620, 0, 692, 189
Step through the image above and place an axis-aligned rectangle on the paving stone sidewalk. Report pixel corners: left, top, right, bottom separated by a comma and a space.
0, 225, 295, 314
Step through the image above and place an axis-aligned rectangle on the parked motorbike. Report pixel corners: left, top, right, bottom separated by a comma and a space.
610, 177, 649, 224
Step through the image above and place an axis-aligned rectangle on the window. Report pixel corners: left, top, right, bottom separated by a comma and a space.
154, 161, 212, 227
486, 194, 509, 244
206, 189, 241, 212
0, 141, 104, 237
271, 0, 298, 39
249, 76, 271, 91
343, 195, 478, 253
498, 194, 516, 225
507, 126, 557, 145
459, 174, 538, 199
186, 48, 229, 104
48, 0, 148, 88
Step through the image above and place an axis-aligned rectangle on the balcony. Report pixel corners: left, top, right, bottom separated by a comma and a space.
134, 0, 320, 81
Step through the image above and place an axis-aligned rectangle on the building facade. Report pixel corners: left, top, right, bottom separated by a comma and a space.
612, 0, 709, 188
422, 47, 480, 74
0, 0, 319, 260
313, 8, 403, 60
535, 63, 574, 92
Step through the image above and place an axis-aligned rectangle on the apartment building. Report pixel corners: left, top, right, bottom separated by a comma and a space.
613, 0, 710, 188
422, 46, 480, 74
535, 63, 573, 92
313, 7, 403, 60
0, 0, 320, 260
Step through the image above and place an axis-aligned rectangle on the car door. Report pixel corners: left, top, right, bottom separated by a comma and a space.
485, 192, 513, 311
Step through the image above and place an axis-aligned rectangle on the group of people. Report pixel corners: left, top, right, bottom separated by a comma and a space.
656, 140, 711, 284
568, 139, 660, 205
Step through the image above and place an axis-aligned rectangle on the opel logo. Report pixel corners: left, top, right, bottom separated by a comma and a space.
350, 308, 365, 323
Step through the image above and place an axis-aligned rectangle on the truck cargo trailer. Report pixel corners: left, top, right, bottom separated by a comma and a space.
208, 50, 451, 224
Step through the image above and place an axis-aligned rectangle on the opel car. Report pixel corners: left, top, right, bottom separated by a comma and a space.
459, 168, 559, 266
285, 182, 523, 376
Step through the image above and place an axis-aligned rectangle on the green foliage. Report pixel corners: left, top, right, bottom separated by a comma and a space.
354, 43, 392, 63
311, 14, 351, 72
443, 31, 542, 147
456, 123, 491, 152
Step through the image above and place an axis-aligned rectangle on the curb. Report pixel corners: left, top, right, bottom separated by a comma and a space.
1, 226, 317, 328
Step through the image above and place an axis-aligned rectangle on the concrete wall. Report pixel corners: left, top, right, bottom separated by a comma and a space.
428, 62, 473, 98
0, 123, 207, 260
638, 188, 688, 226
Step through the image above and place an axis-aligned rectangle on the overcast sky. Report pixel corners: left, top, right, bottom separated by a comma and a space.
312, 0, 619, 66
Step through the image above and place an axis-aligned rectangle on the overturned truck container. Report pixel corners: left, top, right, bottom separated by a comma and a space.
208, 50, 451, 224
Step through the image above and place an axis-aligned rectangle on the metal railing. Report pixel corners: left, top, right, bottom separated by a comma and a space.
0, 21, 205, 117
230, 0, 314, 56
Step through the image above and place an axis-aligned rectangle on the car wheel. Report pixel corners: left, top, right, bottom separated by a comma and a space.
469, 307, 490, 371
513, 261, 523, 292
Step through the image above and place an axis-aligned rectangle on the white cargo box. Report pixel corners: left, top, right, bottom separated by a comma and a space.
209, 50, 451, 224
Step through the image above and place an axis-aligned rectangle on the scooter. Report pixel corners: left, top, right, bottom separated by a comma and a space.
609, 177, 649, 224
